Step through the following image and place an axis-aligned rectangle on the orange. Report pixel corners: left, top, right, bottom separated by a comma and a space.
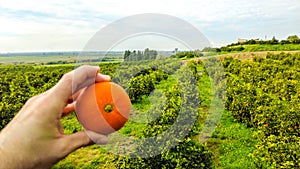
75, 82, 131, 135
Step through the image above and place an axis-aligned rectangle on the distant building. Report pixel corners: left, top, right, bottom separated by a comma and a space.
238, 38, 260, 43
174, 48, 178, 54
238, 38, 247, 43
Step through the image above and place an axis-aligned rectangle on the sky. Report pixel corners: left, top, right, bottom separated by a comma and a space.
0, 0, 299, 52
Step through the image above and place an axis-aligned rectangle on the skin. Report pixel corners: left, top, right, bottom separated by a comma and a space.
0, 65, 110, 169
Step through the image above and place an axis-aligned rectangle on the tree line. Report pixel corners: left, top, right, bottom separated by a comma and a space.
202, 35, 300, 52
124, 48, 158, 61
123, 35, 300, 60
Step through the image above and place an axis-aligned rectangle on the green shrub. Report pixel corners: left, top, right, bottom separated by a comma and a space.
224, 53, 300, 168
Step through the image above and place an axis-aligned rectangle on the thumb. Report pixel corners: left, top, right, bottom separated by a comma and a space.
62, 130, 108, 154
85, 130, 109, 145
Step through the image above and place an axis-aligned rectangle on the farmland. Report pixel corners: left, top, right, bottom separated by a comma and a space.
0, 46, 299, 168
0, 51, 124, 65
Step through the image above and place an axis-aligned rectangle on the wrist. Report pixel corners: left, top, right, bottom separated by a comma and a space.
0, 130, 27, 169
0, 132, 13, 168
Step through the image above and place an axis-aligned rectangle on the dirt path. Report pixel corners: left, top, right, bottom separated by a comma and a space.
182, 50, 300, 65
214, 50, 300, 60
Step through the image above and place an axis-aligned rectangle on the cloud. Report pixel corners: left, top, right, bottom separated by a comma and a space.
0, 0, 299, 52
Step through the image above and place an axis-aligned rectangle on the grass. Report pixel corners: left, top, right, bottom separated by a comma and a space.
206, 110, 257, 169
193, 60, 257, 168
243, 44, 300, 52
61, 112, 83, 134
54, 113, 117, 168
53, 145, 116, 169
197, 68, 212, 110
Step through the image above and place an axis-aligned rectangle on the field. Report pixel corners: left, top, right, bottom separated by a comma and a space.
217, 50, 300, 60
0, 51, 124, 65
0, 50, 299, 168
241, 44, 300, 52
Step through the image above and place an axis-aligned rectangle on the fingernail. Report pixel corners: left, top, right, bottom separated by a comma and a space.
105, 75, 111, 80
96, 73, 111, 81
95, 137, 109, 145
85, 130, 109, 145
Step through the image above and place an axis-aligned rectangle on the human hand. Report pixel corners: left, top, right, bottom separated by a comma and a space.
0, 65, 110, 169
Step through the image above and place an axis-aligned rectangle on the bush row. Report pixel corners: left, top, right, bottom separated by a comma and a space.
224, 53, 300, 168
115, 61, 213, 168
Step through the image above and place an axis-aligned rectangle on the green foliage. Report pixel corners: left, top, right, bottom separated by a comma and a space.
8, 52, 299, 168
61, 113, 84, 134
224, 52, 300, 168
214, 34, 300, 53
201, 47, 221, 53
124, 48, 158, 61
114, 61, 213, 168
0, 59, 214, 168
128, 74, 155, 102
220, 45, 245, 52
186, 60, 200, 80
251, 134, 300, 169
244, 44, 300, 52
125, 67, 168, 102
219, 44, 300, 53
287, 35, 300, 44
0, 65, 72, 130
54, 145, 116, 169
175, 50, 203, 59
116, 139, 212, 169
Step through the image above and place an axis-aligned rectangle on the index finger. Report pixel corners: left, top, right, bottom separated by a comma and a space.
48, 65, 110, 112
